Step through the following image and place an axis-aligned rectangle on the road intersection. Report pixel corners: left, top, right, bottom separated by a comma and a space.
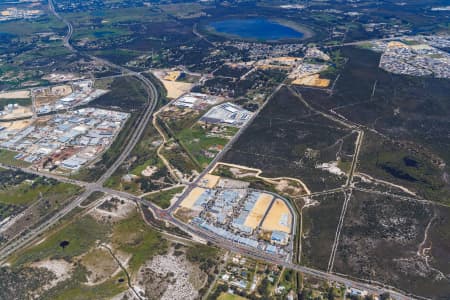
0, 2, 426, 299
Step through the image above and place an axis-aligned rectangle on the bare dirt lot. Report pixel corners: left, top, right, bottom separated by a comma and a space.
261, 198, 292, 234
0, 90, 30, 99
292, 74, 330, 87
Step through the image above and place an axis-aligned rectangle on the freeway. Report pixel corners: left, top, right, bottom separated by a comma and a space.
0, 0, 160, 262
48, 0, 73, 51
0, 188, 94, 261
48, 0, 160, 187
0, 3, 425, 298
0, 163, 90, 187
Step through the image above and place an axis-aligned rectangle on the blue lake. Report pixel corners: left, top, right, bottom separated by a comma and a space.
209, 18, 304, 40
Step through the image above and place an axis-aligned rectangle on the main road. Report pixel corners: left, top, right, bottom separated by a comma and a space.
0, 3, 422, 299
0, 0, 160, 262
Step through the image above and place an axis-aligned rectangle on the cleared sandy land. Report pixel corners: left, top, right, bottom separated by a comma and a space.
200, 174, 220, 188
1, 119, 33, 130
0, 106, 33, 120
292, 74, 330, 87
261, 198, 292, 234
51, 84, 72, 96
141, 165, 157, 177
35, 84, 73, 106
31, 259, 74, 290
180, 187, 205, 209
136, 251, 203, 300
0, 90, 30, 99
161, 80, 193, 99
91, 198, 136, 222
244, 193, 273, 229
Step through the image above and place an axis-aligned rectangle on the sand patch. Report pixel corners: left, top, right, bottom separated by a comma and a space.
0, 90, 30, 99
31, 259, 74, 290
180, 187, 205, 209
199, 174, 220, 188
136, 252, 202, 300
0, 106, 33, 120
161, 80, 193, 99
261, 198, 292, 234
244, 193, 273, 229
292, 74, 330, 87
91, 197, 137, 222
0, 119, 34, 130
141, 165, 158, 177
51, 84, 72, 96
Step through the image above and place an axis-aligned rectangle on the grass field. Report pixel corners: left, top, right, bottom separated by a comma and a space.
0, 179, 79, 206
177, 125, 237, 167
11, 215, 110, 266
143, 186, 184, 209
0, 149, 31, 168
41, 266, 128, 300
112, 211, 168, 273
218, 293, 248, 300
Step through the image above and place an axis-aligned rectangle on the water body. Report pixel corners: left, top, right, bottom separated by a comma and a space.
209, 18, 304, 41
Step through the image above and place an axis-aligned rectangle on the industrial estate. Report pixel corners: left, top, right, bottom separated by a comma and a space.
0, 0, 449, 300
176, 173, 296, 259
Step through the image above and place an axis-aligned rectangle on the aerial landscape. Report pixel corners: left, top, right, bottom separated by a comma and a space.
0, 0, 449, 299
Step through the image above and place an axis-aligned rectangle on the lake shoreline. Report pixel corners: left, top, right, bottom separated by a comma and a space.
204, 18, 314, 42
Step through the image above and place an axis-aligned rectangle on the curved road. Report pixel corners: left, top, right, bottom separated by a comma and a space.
0, 3, 423, 299
0, 0, 159, 262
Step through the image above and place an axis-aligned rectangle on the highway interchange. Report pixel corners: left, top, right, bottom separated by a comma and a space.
0, 2, 425, 299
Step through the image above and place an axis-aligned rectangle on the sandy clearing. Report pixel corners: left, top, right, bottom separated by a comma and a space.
212, 162, 310, 195
161, 80, 193, 99
90, 197, 137, 221
180, 187, 206, 209
0, 90, 30, 99
261, 198, 292, 234
0, 106, 33, 120
144, 253, 199, 300
292, 74, 330, 87
141, 165, 158, 177
1, 119, 33, 130
31, 259, 74, 290
244, 193, 273, 229
51, 84, 72, 96
199, 174, 220, 188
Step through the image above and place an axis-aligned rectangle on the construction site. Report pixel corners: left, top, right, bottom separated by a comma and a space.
34, 80, 108, 114
175, 173, 296, 259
